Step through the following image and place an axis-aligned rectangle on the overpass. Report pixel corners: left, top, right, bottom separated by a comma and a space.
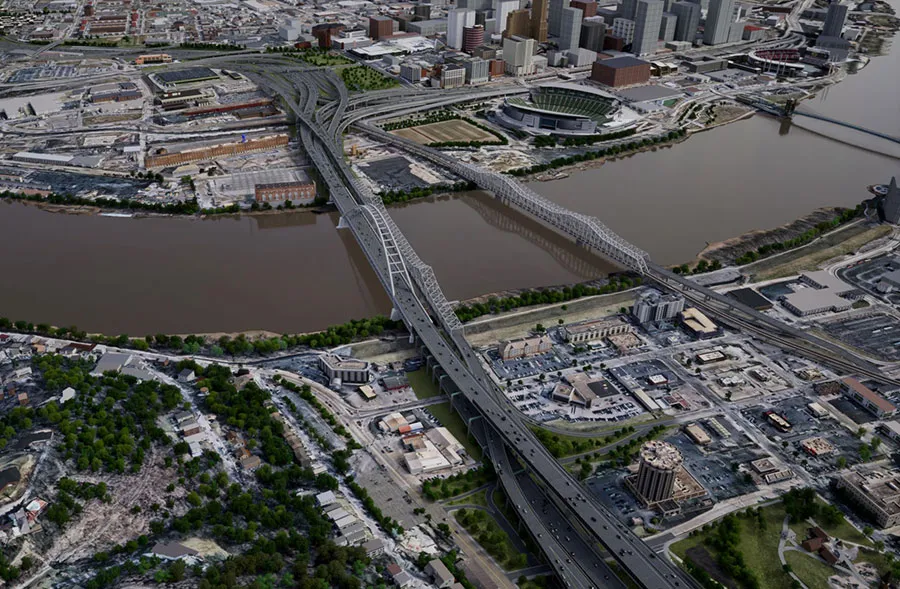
246, 63, 897, 589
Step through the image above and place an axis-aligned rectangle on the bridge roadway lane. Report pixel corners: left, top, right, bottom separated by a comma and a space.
268, 71, 693, 589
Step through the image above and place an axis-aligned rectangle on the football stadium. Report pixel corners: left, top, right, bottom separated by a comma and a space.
493, 83, 619, 136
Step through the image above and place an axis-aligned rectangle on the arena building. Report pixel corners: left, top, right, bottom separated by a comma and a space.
493, 83, 619, 136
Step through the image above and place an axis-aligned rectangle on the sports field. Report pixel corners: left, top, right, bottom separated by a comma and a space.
392, 119, 497, 144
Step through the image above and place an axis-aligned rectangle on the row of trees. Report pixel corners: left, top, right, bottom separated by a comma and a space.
561, 127, 638, 146
382, 110, 461, 131
734, 205, 864, 265
533, 425, 638, 459
455, 508, 527, 570
0, 189, 201, 215
0, 315, 402, 359
379, 180, 475, 206
454, 278, 640, 323
672, 258, 724, 275
421, 464, 494, 500
506, 129, 688, 177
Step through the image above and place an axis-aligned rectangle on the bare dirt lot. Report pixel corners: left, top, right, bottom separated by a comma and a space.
392, 119, 497, 145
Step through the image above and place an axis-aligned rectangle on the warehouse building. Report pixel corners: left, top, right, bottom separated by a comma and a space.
562, 316, 633, 344
841, 377, 896, 418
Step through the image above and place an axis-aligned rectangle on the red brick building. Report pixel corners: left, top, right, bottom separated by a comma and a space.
590, 56, 651, 87
369, 15, 394, 40
254, 181, 317, 205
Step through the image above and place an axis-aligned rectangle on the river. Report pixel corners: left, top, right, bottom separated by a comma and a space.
1, 12, 897, 335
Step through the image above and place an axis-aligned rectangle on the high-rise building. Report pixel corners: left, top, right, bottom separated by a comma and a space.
440, 64, 467, 88
659, 11, 677, 41
621, 0, 637, 20
822, 1, 848, 37
463, 57, 491, 83
531, 0, 549, 41
400, 62, 423, 82
634, 441, 683, 504
549, 0, 566, 36
462, 24, 485, 51
448, 8, 476, 49
558, 6, 583, 49
703, 0, 735, 45
414, 4, 433, 19
506, 8, 532, 36
580, 18, 606, 50
671, 1, 699, 41
882, 177, 900, 224
369, 15, 395, 39
571, 0, 597, 16
502, 34, 536, 75
612, 17, 635, 43
494, 0, 519, 34
632, 290, 685, 323
632, 0, 663, 54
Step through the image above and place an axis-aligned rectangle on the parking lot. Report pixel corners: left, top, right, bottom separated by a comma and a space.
822, 313, 900, 362
486, 346, 571, 382
839, 255, 900, 305
741, 395, 866, 475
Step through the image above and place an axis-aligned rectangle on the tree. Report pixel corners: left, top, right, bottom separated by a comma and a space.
170, 559, 186, 582
860, 443, 872, 462
836, 456, 847, 469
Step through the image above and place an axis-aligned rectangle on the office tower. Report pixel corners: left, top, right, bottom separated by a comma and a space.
549, 0, 566, 36
671, 1, 699, 41
580, 18, 606, 50
703, 0, 735, 45
400, 63, 423, 82
494, 0, 519, 34
413, 4, 432, 18
558, 6, 583, 49
632, 0, 662, 54
635, 441, 682, 503
632, 291, 685, 323
458, 0, 491, 9
506, 8, 532, 36
822, 1, 848, 37
571, 0, 597, 17
621, 0, 637, 20
462, 24, 485, 51
502, 34, 536, 75
659, 11, 676, 41
612, 17, 635, 43
447, 8, 476, 49
531, 0, 549, 41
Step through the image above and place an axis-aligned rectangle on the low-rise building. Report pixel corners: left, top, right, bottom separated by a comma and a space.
497, 335, 552, 360
426, 559, 456, 588
841, 377, 896, 418
590, 55, 651, 87
255, 180, 316, 205
800, 436, 835, 456
836, 467, 900, 528
562, 316, 633, 344
319, 354, 370, 384
680, 308, 720, 339
685, 423, 711, 445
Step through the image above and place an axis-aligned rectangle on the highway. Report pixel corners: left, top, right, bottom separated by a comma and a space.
249, 68, 696, 588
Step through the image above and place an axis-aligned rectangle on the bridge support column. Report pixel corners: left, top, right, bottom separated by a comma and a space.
336, 215, 349, 229
390, 307, 402, 322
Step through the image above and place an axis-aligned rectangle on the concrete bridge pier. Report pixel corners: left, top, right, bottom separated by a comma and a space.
390, 307, 402, 322
336, 215, 349, 229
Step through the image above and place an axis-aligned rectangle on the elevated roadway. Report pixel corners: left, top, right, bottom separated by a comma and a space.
257, 68, 696, 589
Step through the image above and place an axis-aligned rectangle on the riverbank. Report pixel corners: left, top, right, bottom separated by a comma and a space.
697, 206, 864, 265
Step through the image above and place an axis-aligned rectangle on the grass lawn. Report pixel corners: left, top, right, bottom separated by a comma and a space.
428, 402, 483, 461
855, 548, 893, 577
785, 551, 835, 588
672, 504, 794, 589
787, 498, 872, 547
446, 488, 489, 508
454, 508, 527, 571
407, 369, 444, 400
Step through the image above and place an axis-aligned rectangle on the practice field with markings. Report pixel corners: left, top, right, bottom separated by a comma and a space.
391, 119, 498, 144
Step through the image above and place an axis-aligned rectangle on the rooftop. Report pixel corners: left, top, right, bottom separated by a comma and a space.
842, 377, 896, 414
639, 440, 683, 470
596, 56, 651, 69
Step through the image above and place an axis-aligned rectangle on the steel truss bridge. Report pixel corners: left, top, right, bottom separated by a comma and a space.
234, 59, 895, 589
